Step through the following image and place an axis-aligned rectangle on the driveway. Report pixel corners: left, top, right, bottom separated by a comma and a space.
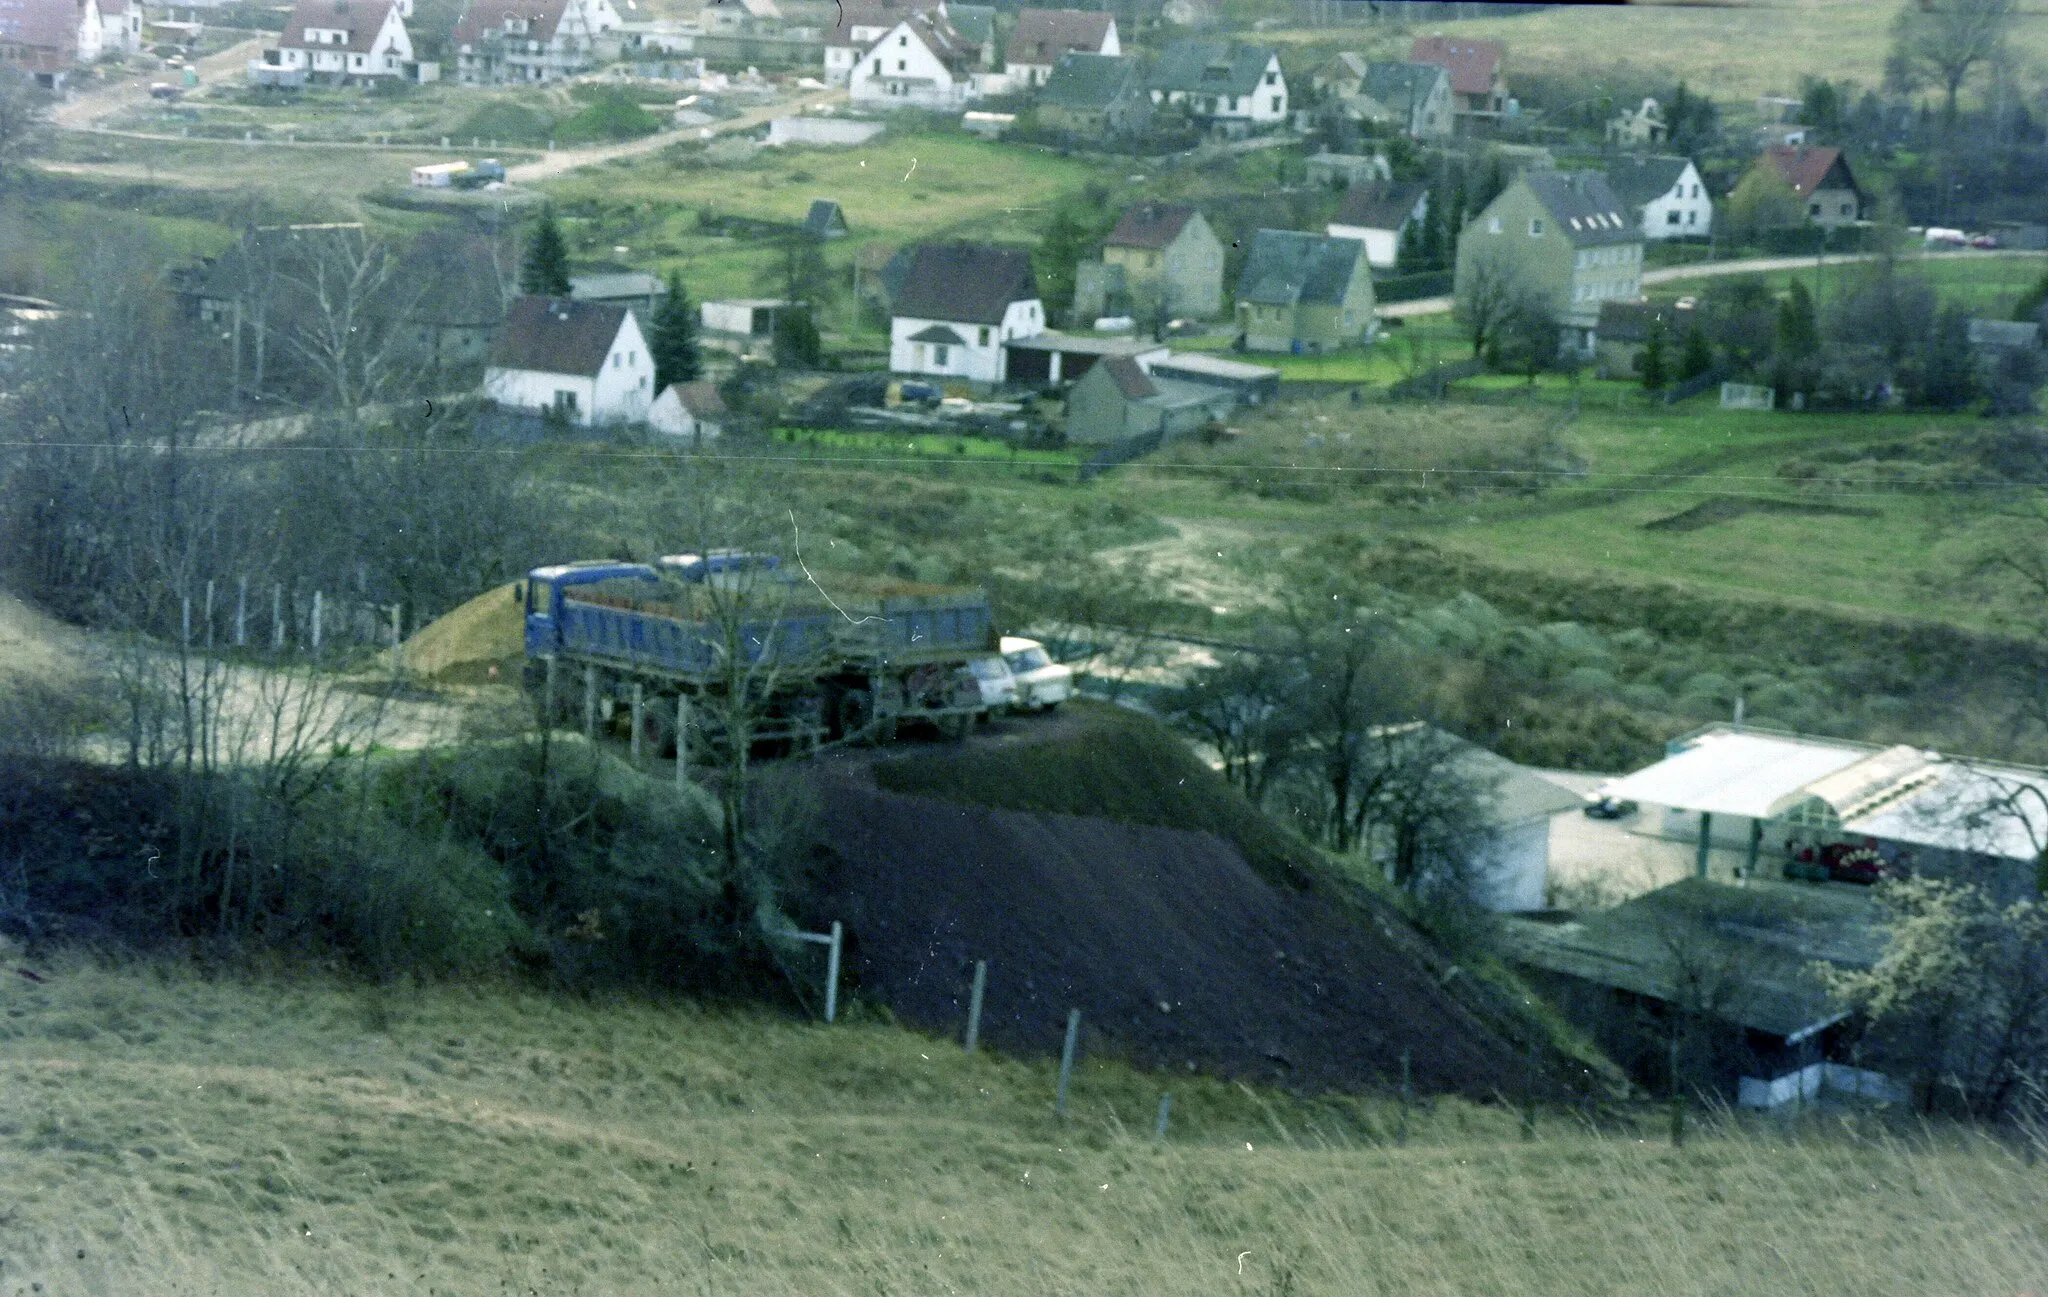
1537, 769, 1753, 906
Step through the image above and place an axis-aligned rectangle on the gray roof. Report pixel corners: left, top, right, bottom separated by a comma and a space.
1331, 180, 1426, 233
1359, 60, 1442, 113
1143, 374, 1234, 412
947, 2, 993, 49
1235, 230, 1365, 308
1145, 351, 1280, 385
1004, 330, 1164, 358
1522, 170, 1640, 248
1148, 40, 1275, 98
1502, 878, 1886, 1041
1040, 51, 1143, 111
398, 229, 507, 326
892, 243, 1039, 326
1604, 155, 1694, 212
804, 199, 848, 238
1005, 7, 1115, 65
1597, 299, 1681, 345
489, 296, 630, 376
1969, 318, 2040, 350
907, 322, 967, 344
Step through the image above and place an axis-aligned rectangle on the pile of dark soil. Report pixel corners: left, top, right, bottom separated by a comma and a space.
810, 709, 1541, 1098
1643, 495, 1879, 532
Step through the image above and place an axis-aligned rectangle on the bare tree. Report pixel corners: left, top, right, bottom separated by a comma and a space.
0, 66, 45, 193
1887, 0, 2016, 120
282, 227, 420, 423
1166, 647, 1304, 808
1453, 246, 1534, 361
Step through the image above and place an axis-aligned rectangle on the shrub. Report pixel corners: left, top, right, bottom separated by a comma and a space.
554, 91, 662, 144
456, 100, 553, 146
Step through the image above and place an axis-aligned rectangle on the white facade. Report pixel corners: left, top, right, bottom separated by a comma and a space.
648, 386, 721, 441
1636, 160, 1713, 241
849, 19, 969, 109
823, 13, 897, 84
275, 3, 413, 78
73, 0, 104, 61
765, 117, 885, 146
484, 312, 653, 426
99, 0, 144, 53
1006, 18, 1117, 89
890, 299, 1043, 383
1155, 53, 1287, 126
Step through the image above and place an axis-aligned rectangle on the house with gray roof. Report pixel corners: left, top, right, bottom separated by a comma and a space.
888, 242, 1045, 383
1004, 6, 1117, 89
484, 296, 652, 427
1147, 40, 1287, 136
1102, 202, 1224, 319
1233, 230, 1374, 353
1036, 51, 1151, 138
1456, 169, 1643, 356
1326, 180, 1429, 270
1063, 354, 1233, 445
1314, 56, 1451, 139
1604, 154, 1712, 242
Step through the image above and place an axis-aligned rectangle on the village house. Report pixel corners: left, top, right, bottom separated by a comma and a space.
1326, 179, 1429, 271
1004, 7, 1116, 89
821, 0, 937, 86
847, 5, 981, 110
1604, 155, 1713, 241
0, 0, 86, 87
889, 243, 1044, 384
1100, 202, 1224, 320
1605, 97, 1666, 147
1457, 170, 1643, 358
1409, 33, 1505, 130
264, 0, 418, 82
648, 380, 726, 444
1233, 230, 1374, 354
1747, 145, 1867, 228
451, 0, 621, 84
698, 298, 795, 356
1312, 54, 1452, 140
1062, 355, 1233, 446
397, 228, 508, 369
483, 296, 653, 427
1147, 40, 1287, 137
96, 0, 141, 54
1035, 51, 1151, 139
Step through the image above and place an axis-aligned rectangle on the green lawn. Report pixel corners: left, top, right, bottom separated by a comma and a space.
1651, 252, 2048, 319
770, 425, 1079, 468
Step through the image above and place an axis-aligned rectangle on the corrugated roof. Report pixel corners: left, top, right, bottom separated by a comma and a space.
488, 296, 629, 376
454, 0, 568, 45
1148, 39, 1275, 98
1235, 230, 1365, 309
1523, 170, 1639, 248
1598, 730, 1871, 821
1604, 155, 1693, 212
280, 0, 399, 52
1005, 6, 1112, 65
891, 242, 1039, 326
1409, 34, 1500, 97
1503, 878, 1883, 1040
1106, 201, 1199, 250
1039, 51, 1141, 111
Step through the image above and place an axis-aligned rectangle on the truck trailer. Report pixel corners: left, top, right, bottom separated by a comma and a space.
521, 554, 996, 756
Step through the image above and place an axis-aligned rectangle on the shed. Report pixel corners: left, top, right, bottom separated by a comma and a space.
701, 297, 793, 338
1002, 331, 1167, 387
571, 272, 667, 316
648, 380, 726, 443
1141, 351, 1279, 404
803, 199, 849, 240
1062, 355, 1232, 445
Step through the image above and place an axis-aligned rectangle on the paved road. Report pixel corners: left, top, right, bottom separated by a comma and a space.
1379, 247, 2044, 320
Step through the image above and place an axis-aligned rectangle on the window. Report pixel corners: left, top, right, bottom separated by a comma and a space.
1687, 211, 1696, 225
1667, 210, 1681, 225
1264, 71, 1275, 85
897, 60, 905, 70
933, 344, 950, 367
1528, 219, 1544, 236
1270, 95, 1281, 111
1488, 217, 1501, 234
872, 59, 880, 74
612, 353, 620, 368
898, 34, 905, 44
1840, 202, 1852, 216
554, 390, 578, 413
1809, 202, 1821, 216
1691, 183, 1700, 197
1231, 96, 1242, 111
977, 326, 989, 346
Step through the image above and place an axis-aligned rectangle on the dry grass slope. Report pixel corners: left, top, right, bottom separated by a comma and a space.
1, 955, 2045, 1296
401, 581, 525, 681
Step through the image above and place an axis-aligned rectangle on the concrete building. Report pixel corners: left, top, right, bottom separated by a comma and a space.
451, 0, 622, 85
1101, 202, 1224, 320
483, 296, 652, 426
1604, 155, 1713, 242
1233, 230, 1374, 353
1457, 170, 1643, 358
888, 242, 1044, 383
1408, 33, 1505, 130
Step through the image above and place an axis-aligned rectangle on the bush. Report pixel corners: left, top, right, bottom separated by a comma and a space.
554, 90, 662, 144
456, 100, 553, 146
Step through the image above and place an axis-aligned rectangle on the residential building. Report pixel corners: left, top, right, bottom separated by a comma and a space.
804, 199, 849, 240
1593, 298, 1689, 380
1147, 40, 1288, 137
1326, 180, 1429, 270
1456, 170, 1643, 357
1604, 96, 1666, 147
1062, 355, 1232, 445
1314, 55, 1451, 140
97, 0, 142, 54
1036, 51, 1151, 139
2, 0, 95, 84
1749, 145, 1866, 228
451, 0, 622, 85
569, 271, 667, 318
266, 0, 416, 81
1604, 154, 1713, 241
483, 296, 653, 426
398, 228, 508, 368
1233, 230, 1374, 353
1303, 148, 1389, 189
821, 0, 938, 86
648, 380, 726, 443
1409, 33, 1505, 128
1101, 202, 1224, 320
848, 6, 980, 110
1003, 6, 1116, 89
888, 242, 1043, 383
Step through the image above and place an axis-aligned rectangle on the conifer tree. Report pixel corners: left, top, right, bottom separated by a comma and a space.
648, 270, 701, 392
520, 205, 572, 297
1640, 315, 1667, 391
1678, 321, 1714, 381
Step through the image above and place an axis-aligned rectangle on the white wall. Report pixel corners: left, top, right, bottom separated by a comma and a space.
849, 20, 966, 109
1326, 222, 1400, 270
649, 388, 720, 441
591, 310, 653, 422
890, 299, 1044, 382
1638, 162, 1713, 241
485, 368, 598, 424
766, 117, 885, 146
1475, 817, 1551, 912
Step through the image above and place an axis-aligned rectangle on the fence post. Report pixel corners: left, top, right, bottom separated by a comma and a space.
1397, 1047, 1412, 1145
544, 655, 558, 727
235, 576, 247, 648
1522, 1043, 1538, 1140
630, 681, 645, 763
1153, 1092, 1172, 1142
204, 580, 214, 649
1055, 1008, 1082, 1116
825, 920, 842, 1024
583, 664, 597, 738
311, 590, 323, 658
272, 584, 284, 651
964, 959, 987, 1052
390, 604, 403, 680
675, 692, 690, 788
181, 593, 191, 648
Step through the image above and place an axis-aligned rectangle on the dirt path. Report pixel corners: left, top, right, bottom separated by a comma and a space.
504, 89, 844, 183
48, 35, 264, 130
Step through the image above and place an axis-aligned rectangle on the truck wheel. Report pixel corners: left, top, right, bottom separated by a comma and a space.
938, 712, 971, 741
836, 688, 873, 741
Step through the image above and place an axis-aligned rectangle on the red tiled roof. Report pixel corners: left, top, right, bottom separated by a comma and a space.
280, 0, 398, 53
1409, 34, 1500, 97
1762, 145, 1854, 197
1003, 6, 1112, 66
0, 0, 82, 54
1106, 202, 1198, 250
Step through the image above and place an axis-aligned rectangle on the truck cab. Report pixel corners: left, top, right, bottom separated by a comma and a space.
523, 561, 662, 657
1000, 636, 1073, 712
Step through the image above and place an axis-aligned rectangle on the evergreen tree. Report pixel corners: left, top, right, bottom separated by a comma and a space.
1397, 215, 1426, 275
2015, 267, 2048, 325
1640, 315, 1667, 391
648, 270, 701, 392
1678, 321, 1714, 381
1912, 307, 1978, 410
520, 205, 572, 297
1776, 279, 1821, 361
772, 306, 822, 370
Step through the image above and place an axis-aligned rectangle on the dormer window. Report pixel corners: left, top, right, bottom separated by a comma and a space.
1528, 218, 1543, 236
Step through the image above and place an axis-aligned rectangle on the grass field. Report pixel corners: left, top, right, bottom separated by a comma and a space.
2, 955, 2044, 1295
1648, 252, 2048, 318
1262, 0, 2048, 111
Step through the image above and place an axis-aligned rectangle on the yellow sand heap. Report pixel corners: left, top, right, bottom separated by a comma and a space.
402, 582, 525, 679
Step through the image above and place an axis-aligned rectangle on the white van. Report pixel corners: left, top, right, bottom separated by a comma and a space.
962, 653, 1018, 712
1000, 636, 1073, 712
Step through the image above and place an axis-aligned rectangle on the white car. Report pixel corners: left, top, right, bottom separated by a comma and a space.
1001, 636, 1072, 712
962, 654, 1018, 712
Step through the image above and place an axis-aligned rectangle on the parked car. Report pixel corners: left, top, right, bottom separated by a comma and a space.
1583, 795, 1638, 820
1000, 636, 1072, 712
963, 653, 1018, 714
148, 83, 182, 100
1969, 234, 2000, 249
1784, 841, 1895, 885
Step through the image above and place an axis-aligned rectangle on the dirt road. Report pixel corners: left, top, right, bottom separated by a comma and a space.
49, 35, 265, 130
503, 89, 845, 183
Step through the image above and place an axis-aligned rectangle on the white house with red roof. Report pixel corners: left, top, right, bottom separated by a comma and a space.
1004, 7, 1116, 89
265, 0, 415, 81
452, 0, 621, 84
848, 5, 980, 109
1409, 33, 1505, 128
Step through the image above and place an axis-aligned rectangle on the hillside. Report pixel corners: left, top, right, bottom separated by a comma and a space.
1, 954, 2043, 1295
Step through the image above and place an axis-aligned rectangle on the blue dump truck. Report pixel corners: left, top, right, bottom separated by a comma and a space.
521, 552, 996, 754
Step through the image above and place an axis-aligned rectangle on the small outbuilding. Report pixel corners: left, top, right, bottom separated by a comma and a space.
648, 380, 726, 444
1141, 351, 1280, 404
803, 200, 848, 240
1062, 355, 1233, 445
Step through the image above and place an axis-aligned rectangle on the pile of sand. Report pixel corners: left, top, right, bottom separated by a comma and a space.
0, 591, 88, 691
402, 582, 525, 681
